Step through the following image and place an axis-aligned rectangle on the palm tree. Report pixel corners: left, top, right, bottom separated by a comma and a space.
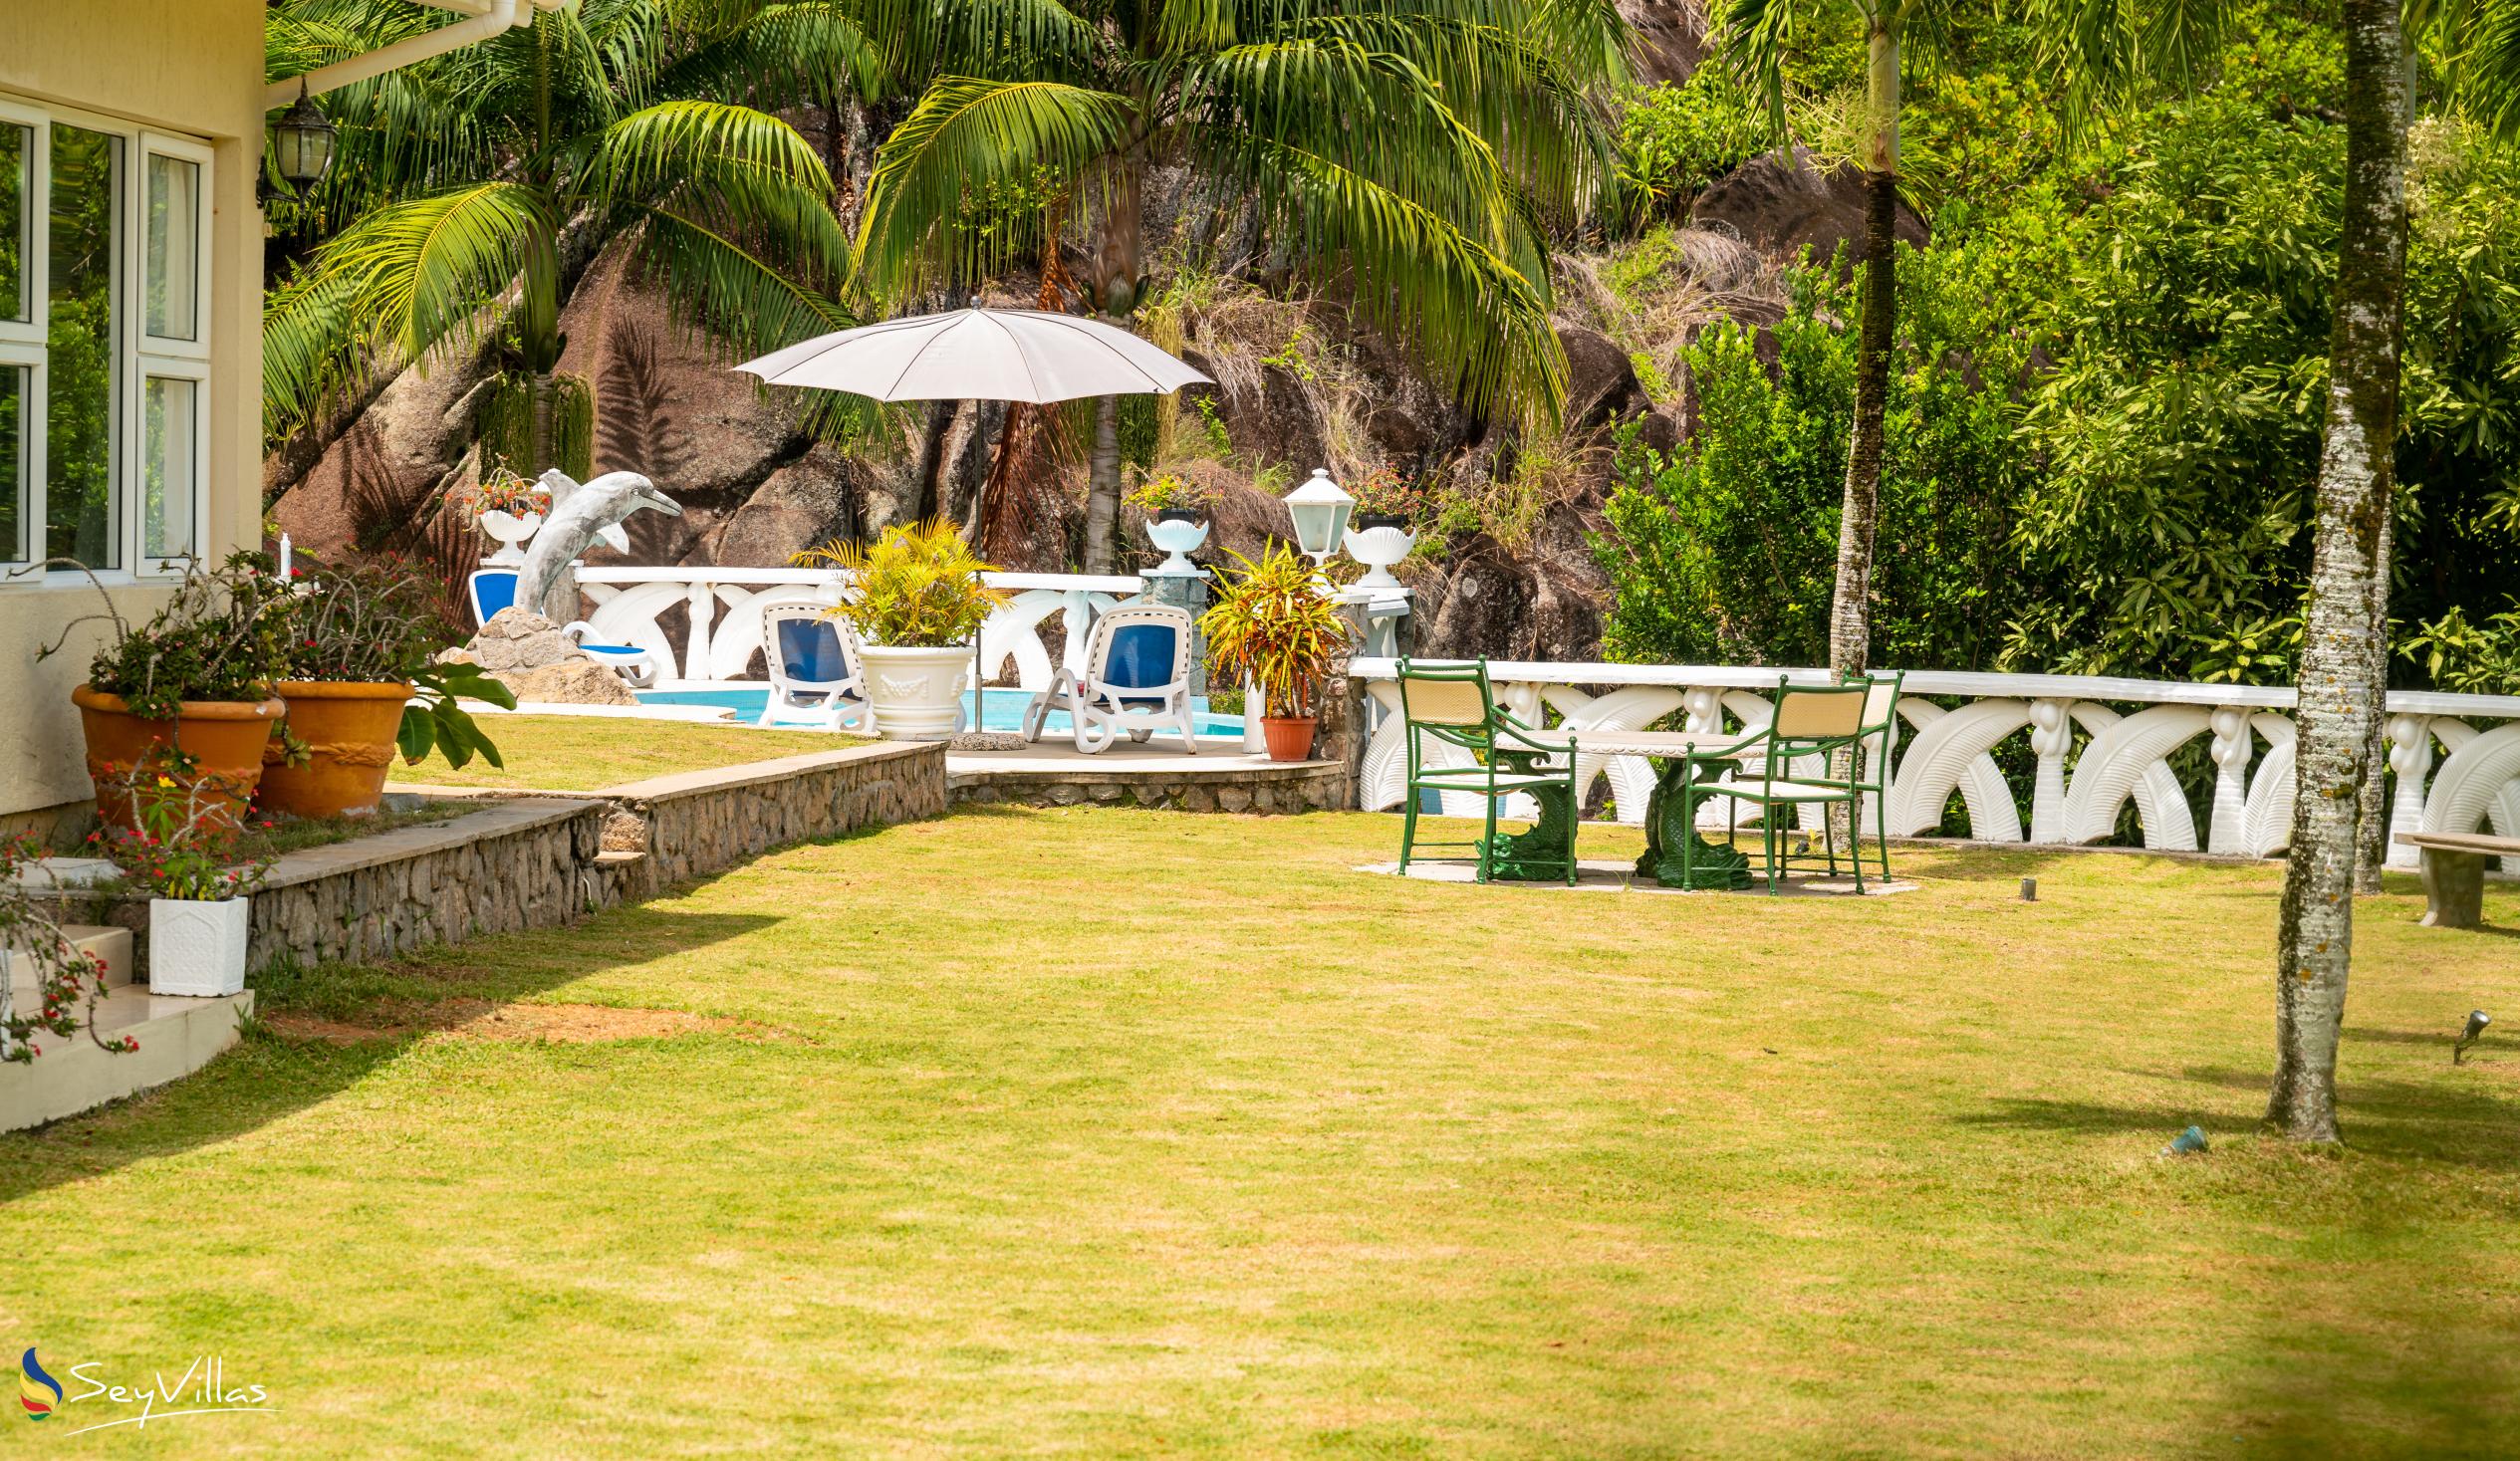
2041, 0, 2520, 1141
1720, 0, 1946, 681
845, 0, 1628, 570
261, 0, 879, 474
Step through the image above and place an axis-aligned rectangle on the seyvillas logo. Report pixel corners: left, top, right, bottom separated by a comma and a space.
18, 1349, 62, 1420
11, 1349, 276, 1435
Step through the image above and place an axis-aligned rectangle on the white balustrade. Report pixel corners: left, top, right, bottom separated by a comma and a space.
574, 566, 1147, 693
1351, 658, 2520, 868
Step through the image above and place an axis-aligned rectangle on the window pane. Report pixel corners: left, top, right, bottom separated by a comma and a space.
0, 365, 24, 562
46, 123, 117, 570
145, 152, 197, 341
0, 124, 24, 324
142, 375, 195, 561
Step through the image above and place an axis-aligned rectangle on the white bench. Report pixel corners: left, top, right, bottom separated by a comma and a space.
2394, 831, 2520, 929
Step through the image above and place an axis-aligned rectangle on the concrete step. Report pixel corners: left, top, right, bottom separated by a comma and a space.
4, 924, 134, 1005
0, 987, 252, 1131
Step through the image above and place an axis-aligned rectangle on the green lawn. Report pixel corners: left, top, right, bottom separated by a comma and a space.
5, 809, 2518, 1457
386, 713, 863, 791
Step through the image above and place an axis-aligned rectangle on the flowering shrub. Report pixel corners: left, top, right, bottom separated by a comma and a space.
263, 549, 516, 769
467, 467, 552, 520
1349, 465, 1424, 522
38, 554, 289, 719
87, 749, 273, 902
0, 834, 136, 1063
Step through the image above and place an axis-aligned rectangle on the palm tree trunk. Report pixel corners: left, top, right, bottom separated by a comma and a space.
1828, 21, 1899, 681
2354, 503, 2394, 894
2267, 0, 2410, 1143
1081, 153, 1144, 574
1085, 394, 1122, 571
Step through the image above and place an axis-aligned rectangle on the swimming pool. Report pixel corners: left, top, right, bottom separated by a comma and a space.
636, 686, 1245, 738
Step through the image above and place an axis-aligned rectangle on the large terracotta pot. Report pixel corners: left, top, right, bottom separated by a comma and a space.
1260, 715, 1317, 763
72, 685, 286, 835
260, 681, 414, 820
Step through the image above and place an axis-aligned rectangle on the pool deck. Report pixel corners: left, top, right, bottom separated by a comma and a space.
948, 741, 1351, 815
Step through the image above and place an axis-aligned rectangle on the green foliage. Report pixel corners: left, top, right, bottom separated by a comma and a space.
46, 554, 290, 719
2003, 100, 2336, 679
1616, 71, 1781, 228
265, 549, 512, 770
795, 520, 1009, 648
1597, 245, 2028, 669
478, 370, 594, 484
1124, 472, 1208, 515
0, 832, 128, 1064
87, 747, 274, 902
2401, 603, 2520, 694
1200, 545, 1354, 720
261, 4, 860, 445
851, 0, 1628, 425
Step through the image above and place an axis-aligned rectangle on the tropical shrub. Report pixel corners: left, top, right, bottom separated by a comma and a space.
1596, 246, 2030, 669
1615, 71, 1780, 228
268, 551, 515, 769
1201, 546, 1353, 720
41, 555, 289, 717
795, 522, 1009, 649
87, 748, 276, 902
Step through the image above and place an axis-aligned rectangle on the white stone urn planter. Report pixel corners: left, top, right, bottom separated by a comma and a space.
477, 508, 543, 566
1143, 514, 1210, 576
1344, 522, 1418, 593
148, 896, 250, 997
861, 644, 970, 741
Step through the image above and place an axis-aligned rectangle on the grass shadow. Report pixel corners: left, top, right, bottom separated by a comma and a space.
0, 904, 781, 1206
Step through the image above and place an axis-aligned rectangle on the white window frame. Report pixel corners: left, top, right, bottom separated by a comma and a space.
0, 100, 46, 568
0, 94, 212, 587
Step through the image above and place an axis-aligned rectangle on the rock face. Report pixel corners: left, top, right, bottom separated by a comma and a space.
492, 660, 640, 707
1688, 145, 1930, 268
465, 608, 638, 705
468, 609, 575, 671
1619, 0, 1709, 85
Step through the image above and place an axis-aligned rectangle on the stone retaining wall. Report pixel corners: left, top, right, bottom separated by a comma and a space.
950, 759, 1348, 815
251, 799, 609, 970
48, 741, 947, 976
598, 742, 945, 899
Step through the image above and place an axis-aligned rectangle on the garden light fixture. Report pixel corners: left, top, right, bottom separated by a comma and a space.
1284, 469, 1354, 573
2455, 1009, 2490, 1065
271, 84, 338, 193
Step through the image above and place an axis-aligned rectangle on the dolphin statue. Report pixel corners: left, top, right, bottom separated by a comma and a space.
513, 468, 682, 620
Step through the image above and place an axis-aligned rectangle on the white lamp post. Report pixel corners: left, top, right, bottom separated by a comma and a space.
1283, 468, 1353, 576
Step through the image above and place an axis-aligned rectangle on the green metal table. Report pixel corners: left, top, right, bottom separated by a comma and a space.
1570, 730, 1759, 890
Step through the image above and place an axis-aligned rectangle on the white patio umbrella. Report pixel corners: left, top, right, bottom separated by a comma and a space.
733, 305, 1210, 401
732, 304, 1213, 735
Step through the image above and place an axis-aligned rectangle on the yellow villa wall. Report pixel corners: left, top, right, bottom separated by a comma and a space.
0, 2, 267, 831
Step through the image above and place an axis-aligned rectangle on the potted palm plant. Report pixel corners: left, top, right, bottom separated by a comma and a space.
1201, 545, 1353, 762
793, 521, 1008, 740
44, 556, 289, 835
261, 550, 515, 820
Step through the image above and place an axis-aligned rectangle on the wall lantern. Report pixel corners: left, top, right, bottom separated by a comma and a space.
1283, 468, 1354, 572
270, 84, 338, 194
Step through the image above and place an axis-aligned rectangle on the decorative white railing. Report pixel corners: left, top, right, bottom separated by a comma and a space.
1350, 659, 2520, 870
575, 567, 1146, 692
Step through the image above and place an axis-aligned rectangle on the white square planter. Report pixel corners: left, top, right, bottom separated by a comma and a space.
147, 897, 250, 997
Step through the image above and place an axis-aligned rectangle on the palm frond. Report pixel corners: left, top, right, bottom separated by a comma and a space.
583, 101, 851, 285
658, 2, 890, 108
312, 182, 560, 365
852, 0, 1098, 85
2024, 0, 2229, 137
1234, 135, 1566, 423
857, 76, 1133, 298
261, 267, 369, 441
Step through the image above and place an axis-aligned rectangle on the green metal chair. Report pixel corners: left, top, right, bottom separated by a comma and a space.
1395, 659, 1582, 885
1696, 676, 1873, 893
1842, 668, 1905, 883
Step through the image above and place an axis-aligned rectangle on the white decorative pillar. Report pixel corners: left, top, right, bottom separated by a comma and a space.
2028, 698, 2074, 844
1682, 686, 1721, 735
2207, 706, 2254, 854
2384, 714, 2434, 869
1241, 674, 1268, 754
1061, 589, 1094, 675
685, 580, 716, 681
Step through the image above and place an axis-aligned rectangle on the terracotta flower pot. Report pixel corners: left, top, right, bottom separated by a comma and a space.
1260, 715, 1317, 763
260, 680, 414, 820
72, 685, 286, 835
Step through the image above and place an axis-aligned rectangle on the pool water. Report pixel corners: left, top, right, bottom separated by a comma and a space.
637, 687, 1244, 738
